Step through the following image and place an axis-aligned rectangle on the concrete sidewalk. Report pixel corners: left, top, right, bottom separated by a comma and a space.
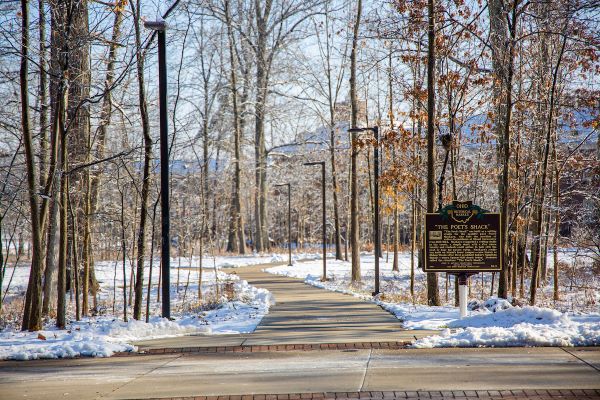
1, 347, 598, 399
134, 264, 437, 352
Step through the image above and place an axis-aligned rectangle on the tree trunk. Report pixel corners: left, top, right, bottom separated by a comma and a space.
68, 189, 80, 321
146, 201, 159, 322
120, 188, 128, 322
552, 131, 560, 301
63, 0, 91, 323
389, 51, 399, 272
88, 1, 125, 313
42, 182, 59, 315
57, 112, 68, 329
330, 126, 342, 260
425, 0, 440, 306
488, 0, 518, 299
530, 33, 567, 305
253, 3, 270, 252
38, 0, 49, 189
20, 0, 45, 331
131, 0, 152, 320
349, 0, 362, 282
225, 0, 246, 254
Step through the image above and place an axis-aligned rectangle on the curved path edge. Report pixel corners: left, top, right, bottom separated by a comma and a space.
134, 261, 438, 351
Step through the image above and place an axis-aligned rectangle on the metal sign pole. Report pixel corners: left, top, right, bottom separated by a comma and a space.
373, 127, 380, 295
287, 183, 292, 267
157, 29, 171, 319
458, 273, 468, 318
321, 163, 326, 280
275, 183, 293, 267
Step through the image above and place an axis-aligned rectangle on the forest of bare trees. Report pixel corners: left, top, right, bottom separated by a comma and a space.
0, 0, 598, 331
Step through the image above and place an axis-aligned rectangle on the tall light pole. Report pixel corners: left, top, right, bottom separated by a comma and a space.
144, 20, 170, 318
348, 126, 380, 295
275, 183, 292, 266
304, 161, 327, 281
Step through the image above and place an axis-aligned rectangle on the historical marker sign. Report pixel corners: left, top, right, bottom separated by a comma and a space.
424, 201, 502, 273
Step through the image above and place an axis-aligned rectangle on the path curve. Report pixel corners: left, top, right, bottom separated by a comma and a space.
236, 264, 433, 345
135, 262, 437, 350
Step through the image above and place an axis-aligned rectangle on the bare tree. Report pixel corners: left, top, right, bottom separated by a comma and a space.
224, 0, 247, 254
349, 0, 362, 282
131, 0, 153, 320
425, 0, 440, 306
20, 0, 44, 331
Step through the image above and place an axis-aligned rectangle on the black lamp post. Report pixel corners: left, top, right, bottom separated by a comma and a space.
348, 126, 380, 295
275, 183, 292, 266
144, 20, 170, 318
303, 161, 327, 281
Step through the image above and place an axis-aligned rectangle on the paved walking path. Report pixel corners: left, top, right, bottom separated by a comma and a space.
134, 263, 438, 351
2, 262, 599, 399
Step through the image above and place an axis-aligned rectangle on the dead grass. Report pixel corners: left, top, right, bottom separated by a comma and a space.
0, 296, 25, 330
379, 284, 428, 305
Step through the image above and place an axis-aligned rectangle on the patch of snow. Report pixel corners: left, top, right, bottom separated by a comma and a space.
270, 254, 284, 263
413, 307, 600, 348
1, 266, 275, 360
468, 297, 513, 313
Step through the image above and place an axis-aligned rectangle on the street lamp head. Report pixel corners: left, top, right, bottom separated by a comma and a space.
144, 20, 167, 31
347, 127, 365, 133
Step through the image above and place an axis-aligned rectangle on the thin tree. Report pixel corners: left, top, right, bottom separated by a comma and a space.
224, 0, 246, 254
349, 0, 362, 282
425, 0, 440, 306
489, 0, 519, 300
20, 0, 45, 331
131, 0, 153, 320
530, 30, 568, 305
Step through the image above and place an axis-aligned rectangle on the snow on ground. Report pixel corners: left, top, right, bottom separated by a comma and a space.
413, 304, 600, 348
196, 252, 320, 269
265, 251, 600, 347
1, 256, 275, 361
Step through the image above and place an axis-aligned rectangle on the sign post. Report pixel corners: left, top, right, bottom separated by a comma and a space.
458, 273, 469, 318
424, 201, 502, 318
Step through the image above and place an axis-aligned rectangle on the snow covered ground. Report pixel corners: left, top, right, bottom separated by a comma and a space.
265, 251, 600, 348
413, 304, 600, 348
0, 255, 275, 361
202, 252, 320, 268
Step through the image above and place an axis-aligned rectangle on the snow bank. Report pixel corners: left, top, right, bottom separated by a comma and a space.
413, 298, 600, 348
0, 274, 275, 360
448, 305, 567, 328
0, 326, 136, 361
411, 303, 600, 348
378, 302, 458, 330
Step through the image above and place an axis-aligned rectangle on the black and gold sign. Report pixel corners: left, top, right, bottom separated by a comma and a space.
424, 201, 502, 273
